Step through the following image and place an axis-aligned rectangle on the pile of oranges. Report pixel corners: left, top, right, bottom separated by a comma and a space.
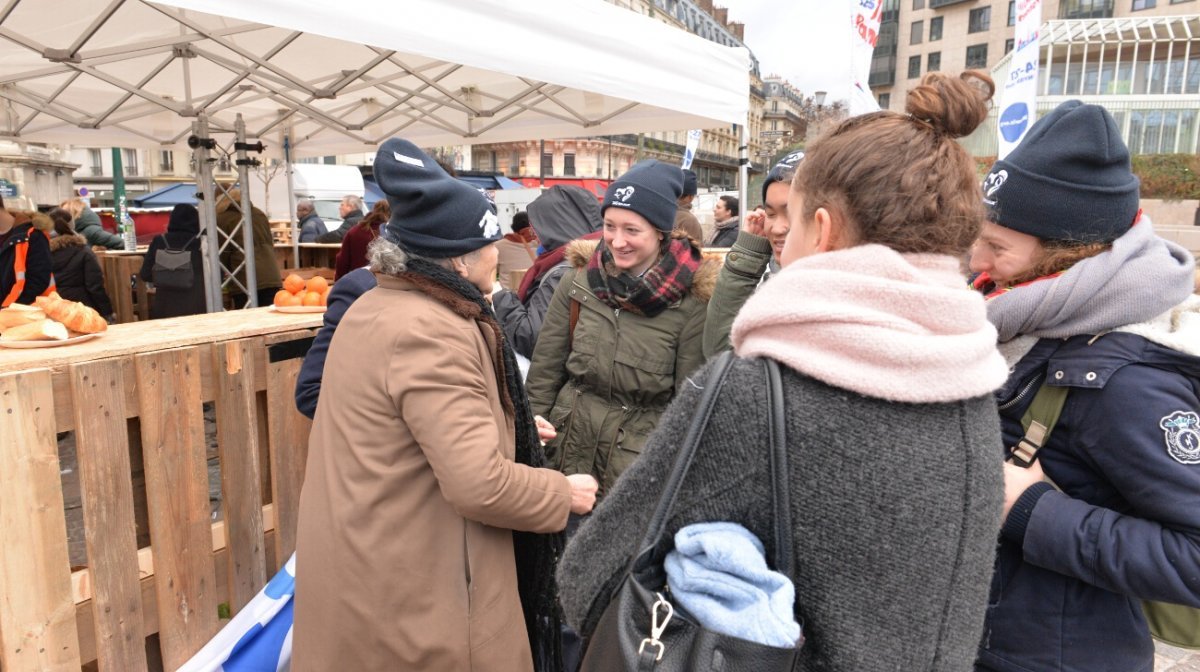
274, 273, 330, 308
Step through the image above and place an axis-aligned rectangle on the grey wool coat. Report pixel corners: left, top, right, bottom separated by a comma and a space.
558, 355, 1005, 672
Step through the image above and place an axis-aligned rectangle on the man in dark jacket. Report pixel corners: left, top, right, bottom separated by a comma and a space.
492, 185, 601, 359
314, 196, 364, 243
296, 199, 327, 243
0, 197, 54, 307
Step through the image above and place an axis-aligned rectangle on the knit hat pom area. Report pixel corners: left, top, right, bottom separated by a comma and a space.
375, 137, 500, 258
983, 100, 1140, 244
602, 159, 684, 232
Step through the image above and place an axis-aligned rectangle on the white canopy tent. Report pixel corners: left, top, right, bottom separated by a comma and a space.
0, 0, 751, 309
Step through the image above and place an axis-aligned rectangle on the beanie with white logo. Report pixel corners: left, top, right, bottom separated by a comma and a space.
601, 159, 684, 233
375, 137, 499, 258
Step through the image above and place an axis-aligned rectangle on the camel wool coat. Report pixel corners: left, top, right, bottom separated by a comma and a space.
292, 273, 572, 672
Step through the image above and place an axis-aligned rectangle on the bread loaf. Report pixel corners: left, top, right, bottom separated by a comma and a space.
0, 318, 68, 342
0, 304, 46, 333
35, 294, 107, 334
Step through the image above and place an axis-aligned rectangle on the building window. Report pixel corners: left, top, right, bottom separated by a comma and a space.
1009, 1, 1017, 25
968, 7, 991, 33
122, 148, 139, 177
1058, 0, 1115, 18
509, 151, 521, 175
541, 152, 553, 176
878, 93, 891, 109
913, 0, 925, 8
1005, 38, 1015, 54
966, 43, 989, 68
1131, 0, 1155, 7
159, 150, 174, 174
908, 55, 922, 79
928, 51, 941, 72
930, 16, 943, 40
89, 149, 103, 177
563, 152, 576, 176
910, 20, 923, 44
1170, 0, 1195, 4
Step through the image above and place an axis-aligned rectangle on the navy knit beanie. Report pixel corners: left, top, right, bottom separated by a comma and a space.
761, 150, 805, 203
375, 138, 499, 258
983, 100, 1140, 243
602, 160, 683, 232
681, 169, 698, 197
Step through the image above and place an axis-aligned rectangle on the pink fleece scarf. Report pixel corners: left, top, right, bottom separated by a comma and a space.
731, 245, 1008, 403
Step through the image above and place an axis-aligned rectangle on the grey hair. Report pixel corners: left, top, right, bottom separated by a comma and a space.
296, 198, 314, 211
367, 237, 481, 276
342, 194, 364, 211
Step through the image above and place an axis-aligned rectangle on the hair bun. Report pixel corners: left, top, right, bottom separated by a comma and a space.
905, 70, 995, 138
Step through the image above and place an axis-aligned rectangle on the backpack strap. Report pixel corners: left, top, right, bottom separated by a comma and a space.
1010, 382, 1069, 467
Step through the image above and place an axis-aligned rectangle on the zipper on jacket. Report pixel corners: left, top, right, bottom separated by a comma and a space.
998, 372, 1045, 411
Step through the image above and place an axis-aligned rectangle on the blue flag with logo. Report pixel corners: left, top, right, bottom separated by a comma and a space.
176, 554, 295, 672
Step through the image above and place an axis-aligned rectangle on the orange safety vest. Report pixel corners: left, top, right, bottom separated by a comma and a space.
2, 228, 56, 307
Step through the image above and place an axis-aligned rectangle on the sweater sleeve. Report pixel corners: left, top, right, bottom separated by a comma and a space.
294, 269, 374, 418
702, 230, 772, 358
1018, 365, 1200, 607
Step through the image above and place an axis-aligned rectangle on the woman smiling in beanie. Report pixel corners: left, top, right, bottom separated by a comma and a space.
971, 100, 1200, 672
293, 138, 598, 672
526, 159, 720, 496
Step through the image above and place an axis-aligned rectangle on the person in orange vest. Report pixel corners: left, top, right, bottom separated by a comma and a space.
0, 195, 55, 307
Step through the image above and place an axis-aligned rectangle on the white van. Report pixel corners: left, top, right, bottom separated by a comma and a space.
248, 163, 365, 226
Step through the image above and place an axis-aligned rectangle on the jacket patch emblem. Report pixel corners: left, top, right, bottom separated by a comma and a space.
1160, 411, 1200, 465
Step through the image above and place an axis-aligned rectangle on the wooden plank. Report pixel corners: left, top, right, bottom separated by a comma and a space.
212, 340, 268, 612
265, 333, 313, 570
0, 369, 82, 671
69, 360, 149, 672
135, 348, 219, 670
74, 526, 280, 667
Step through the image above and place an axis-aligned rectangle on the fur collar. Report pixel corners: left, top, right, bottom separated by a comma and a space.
564, 236, 720, 303
49, 233, 87, 252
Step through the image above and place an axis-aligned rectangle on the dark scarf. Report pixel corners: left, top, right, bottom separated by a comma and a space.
516, 230, 604, 303
398, 257, 564, 672
585, 232, 702, 317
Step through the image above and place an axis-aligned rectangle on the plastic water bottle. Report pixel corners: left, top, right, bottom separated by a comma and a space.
121, 212, 137, 251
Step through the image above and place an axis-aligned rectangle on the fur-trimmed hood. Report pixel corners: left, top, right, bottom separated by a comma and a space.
11, 210, 53, 234
49, 233, 87, 252
563, 235, 720, 303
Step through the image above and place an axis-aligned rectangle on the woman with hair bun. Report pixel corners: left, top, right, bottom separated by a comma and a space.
558, 71, 1009, 671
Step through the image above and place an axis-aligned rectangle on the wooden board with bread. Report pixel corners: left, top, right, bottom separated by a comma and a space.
0, 292, 107, 346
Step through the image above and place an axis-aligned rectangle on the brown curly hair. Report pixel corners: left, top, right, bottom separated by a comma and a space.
794, 71, 995, 256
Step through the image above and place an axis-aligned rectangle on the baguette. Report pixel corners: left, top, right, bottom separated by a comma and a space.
0, 304, 46, 333
0, 318, 68, 342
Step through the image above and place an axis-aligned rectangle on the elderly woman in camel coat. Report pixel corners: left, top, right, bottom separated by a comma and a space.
293, 139, 597, 672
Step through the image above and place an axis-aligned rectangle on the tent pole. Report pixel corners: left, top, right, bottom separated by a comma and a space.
194, 116, 223, 313
284, 132, 299, 269
235, 114, 259, 307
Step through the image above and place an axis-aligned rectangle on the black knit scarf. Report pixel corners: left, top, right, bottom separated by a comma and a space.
398, 257, 564, 672
585, 232, 702, 317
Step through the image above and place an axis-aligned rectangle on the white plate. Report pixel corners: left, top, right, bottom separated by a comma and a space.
269, 305, 326, 314
0, 332, 101, 349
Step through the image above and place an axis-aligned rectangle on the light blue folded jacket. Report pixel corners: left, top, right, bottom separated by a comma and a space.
664, 522, 802, 648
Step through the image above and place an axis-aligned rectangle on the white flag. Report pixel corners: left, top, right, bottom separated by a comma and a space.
997, 0, 1043, 158
849, 0, 883, 116
681, 129, 703, 170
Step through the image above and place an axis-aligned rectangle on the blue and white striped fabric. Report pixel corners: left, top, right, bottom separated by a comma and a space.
176, 553, 295, 672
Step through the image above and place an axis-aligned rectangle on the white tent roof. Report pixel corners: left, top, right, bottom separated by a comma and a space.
0, 0, 751, 158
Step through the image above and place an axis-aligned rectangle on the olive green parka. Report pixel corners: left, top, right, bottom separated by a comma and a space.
526, 239, 720, 493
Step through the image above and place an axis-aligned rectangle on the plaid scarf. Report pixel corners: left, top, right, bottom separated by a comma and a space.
585, 233, 702, 317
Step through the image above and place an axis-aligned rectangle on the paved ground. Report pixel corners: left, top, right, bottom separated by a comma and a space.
1157, 642, 1200, 671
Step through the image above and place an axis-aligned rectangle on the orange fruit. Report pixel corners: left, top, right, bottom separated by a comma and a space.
283, 274, 306, 294
318, 292, 327, 306
302, 291, 322, 307
273, 289, 293, 307
305, 276, 329, 294
280, 292, 302, 307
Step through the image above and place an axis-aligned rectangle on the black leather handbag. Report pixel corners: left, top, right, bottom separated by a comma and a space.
579, 352, 801, 671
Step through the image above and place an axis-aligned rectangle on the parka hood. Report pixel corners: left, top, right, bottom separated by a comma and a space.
527, 185, 601, 252
49, 233, 87, 252
564, 236, 720, 303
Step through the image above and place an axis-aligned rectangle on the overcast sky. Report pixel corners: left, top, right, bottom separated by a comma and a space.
718, 0, 856, 104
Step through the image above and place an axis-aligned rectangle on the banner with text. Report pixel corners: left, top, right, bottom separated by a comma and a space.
998, 0, 1042, 158
681, 129, 703, 170
849, 0, 883, 116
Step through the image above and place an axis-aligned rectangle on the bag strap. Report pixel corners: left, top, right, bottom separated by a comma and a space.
765, 358, 793, 577
637, 350, 736, 550
568, 298, 581, 348
1009, 382, 1069, 468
